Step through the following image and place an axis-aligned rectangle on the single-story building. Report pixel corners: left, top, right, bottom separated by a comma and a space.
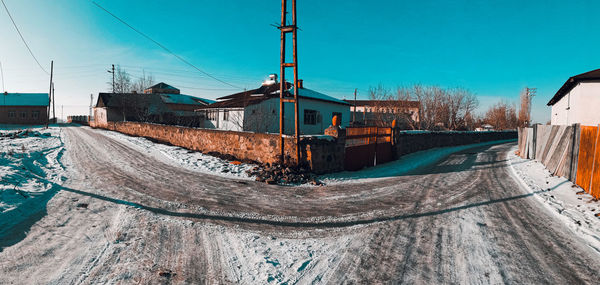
344, 99, 420, 127
0, 92, 49, 125
93, 83, 214, 127
198, 75, 350, 135
548, 69, 600, 126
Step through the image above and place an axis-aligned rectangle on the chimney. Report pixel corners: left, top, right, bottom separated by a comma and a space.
262, 74, 279, 86
297, 79, 303, 89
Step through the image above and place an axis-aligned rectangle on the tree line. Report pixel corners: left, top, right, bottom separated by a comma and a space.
367, 84, 522, 131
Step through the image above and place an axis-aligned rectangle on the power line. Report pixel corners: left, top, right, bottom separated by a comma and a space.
92, 1, 242, 90
1, 0, 49, 75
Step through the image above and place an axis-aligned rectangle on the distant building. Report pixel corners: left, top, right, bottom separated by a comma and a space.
0, 92, 49, 125
93, 83, 214, 127
344, 99, 420, 128
548, 69, 600, 126
475, 124, 494, 131
198, 75, 351, 135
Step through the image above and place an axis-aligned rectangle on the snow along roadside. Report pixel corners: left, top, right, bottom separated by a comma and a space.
320, 139, 516, 185
507, 146, 600, 255
89, 127, 255, 180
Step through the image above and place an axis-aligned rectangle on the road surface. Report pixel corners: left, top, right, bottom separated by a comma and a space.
1, 126, 599, 284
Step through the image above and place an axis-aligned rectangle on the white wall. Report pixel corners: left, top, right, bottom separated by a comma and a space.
243, 98, 350, 135
552, 81, 600, 126
205, 109, 245, 131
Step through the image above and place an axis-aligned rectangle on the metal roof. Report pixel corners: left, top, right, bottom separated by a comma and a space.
160, 93, 215, 105
0, 93, 49, 106
547, 69, 600, 106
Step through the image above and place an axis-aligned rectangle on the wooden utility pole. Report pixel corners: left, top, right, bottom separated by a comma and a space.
47, 60, 53, 124
52, 82, 55, 122
353, 88, 357, 125
108, 64, 115, 93
278, 0, 300, 164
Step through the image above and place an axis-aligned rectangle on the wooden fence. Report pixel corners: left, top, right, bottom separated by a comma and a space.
518, 124, 600, 199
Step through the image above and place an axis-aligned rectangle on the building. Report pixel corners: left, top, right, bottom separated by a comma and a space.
93, 83, 214, 127
0, 92, 49, 125
548, 69, 600, 126
344, 99, 420, 128
199, 75, 351, 135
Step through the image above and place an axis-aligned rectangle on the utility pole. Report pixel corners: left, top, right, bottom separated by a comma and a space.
61, 105, 63, 123
108, 64, 115, 93
278, 0, 300, 164
526, 87, 536, 126
52, 82, 55, 122
89, 93, 94, 119
353, 88, 357, 125
47, 60, 53, 125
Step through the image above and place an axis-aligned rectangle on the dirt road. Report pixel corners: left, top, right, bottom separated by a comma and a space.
1, 126, 599, 284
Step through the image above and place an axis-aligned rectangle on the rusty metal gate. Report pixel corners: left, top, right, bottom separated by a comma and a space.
344, 127, 393, 171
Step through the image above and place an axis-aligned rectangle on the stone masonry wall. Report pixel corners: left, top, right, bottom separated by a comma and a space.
90, 121, 342, 173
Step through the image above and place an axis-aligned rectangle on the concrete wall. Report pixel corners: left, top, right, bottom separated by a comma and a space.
393, 131, 517, 158
552, 81, 600, 126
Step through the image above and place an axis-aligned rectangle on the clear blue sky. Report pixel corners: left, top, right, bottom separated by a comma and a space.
1, 0, 599, 122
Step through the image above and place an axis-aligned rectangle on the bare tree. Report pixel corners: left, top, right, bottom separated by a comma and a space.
107, 65, 131, 94
132, 70, 155, 93
484, 101, 518, 130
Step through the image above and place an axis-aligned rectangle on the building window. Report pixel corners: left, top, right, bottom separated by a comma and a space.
304, 109, 317, 125
207, 110, 218, 121
20, 112, 27, 118
32, 111, 40, 119
223, 110, 229, 121
8, 111, 15, 118
332, 112, 342, 123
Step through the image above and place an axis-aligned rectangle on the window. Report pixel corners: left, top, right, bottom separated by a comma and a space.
32, 111, 40, 119
223, 110, 229, 121
207, 110, 218, 121
304, 109, 317, 125
20, 112, 27, 118
332, 112, 342, 122
8, 111, 15, 118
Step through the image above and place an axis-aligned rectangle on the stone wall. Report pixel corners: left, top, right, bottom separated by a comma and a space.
90, 121, 342, 174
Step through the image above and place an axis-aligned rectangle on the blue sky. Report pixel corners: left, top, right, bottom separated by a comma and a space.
1, 0, 599, 122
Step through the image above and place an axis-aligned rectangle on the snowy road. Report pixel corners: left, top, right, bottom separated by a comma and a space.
1, 126, 599, 284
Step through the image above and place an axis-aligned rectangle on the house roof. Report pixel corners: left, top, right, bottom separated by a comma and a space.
97, 92, 213, 108
204, 83, 349, 109
0, 93, 49, 106
159, 93, 215, 105
547, 69, 600, 106
147, 82, 179, 91
343, 99, 420, 108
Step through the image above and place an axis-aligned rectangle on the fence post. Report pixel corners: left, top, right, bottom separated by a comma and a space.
569, 123, 581, 182
532, 124, 537, 160
588, 124, 600, 193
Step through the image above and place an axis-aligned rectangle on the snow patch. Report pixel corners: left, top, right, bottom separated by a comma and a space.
507, 146, 600, 254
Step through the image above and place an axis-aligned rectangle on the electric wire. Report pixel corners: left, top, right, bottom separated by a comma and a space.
1, 0, 49, 75
92, 1, 242, 90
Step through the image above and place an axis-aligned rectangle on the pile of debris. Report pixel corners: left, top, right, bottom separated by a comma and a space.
246, 164, 323, 186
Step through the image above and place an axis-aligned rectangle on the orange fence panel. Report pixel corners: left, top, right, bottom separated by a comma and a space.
576, 126, 598, 194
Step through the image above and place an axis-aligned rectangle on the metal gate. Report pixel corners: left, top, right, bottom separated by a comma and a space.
344, 127, 393, 171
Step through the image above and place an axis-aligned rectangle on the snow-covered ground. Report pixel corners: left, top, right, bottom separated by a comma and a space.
508, 146, 600, 254
320, 139, 516, 185
0, 126, 67, 241
95, 127, 256, 180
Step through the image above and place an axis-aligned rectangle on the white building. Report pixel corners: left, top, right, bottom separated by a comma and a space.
200, 76, 351, 135
548, 69, 600, 126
